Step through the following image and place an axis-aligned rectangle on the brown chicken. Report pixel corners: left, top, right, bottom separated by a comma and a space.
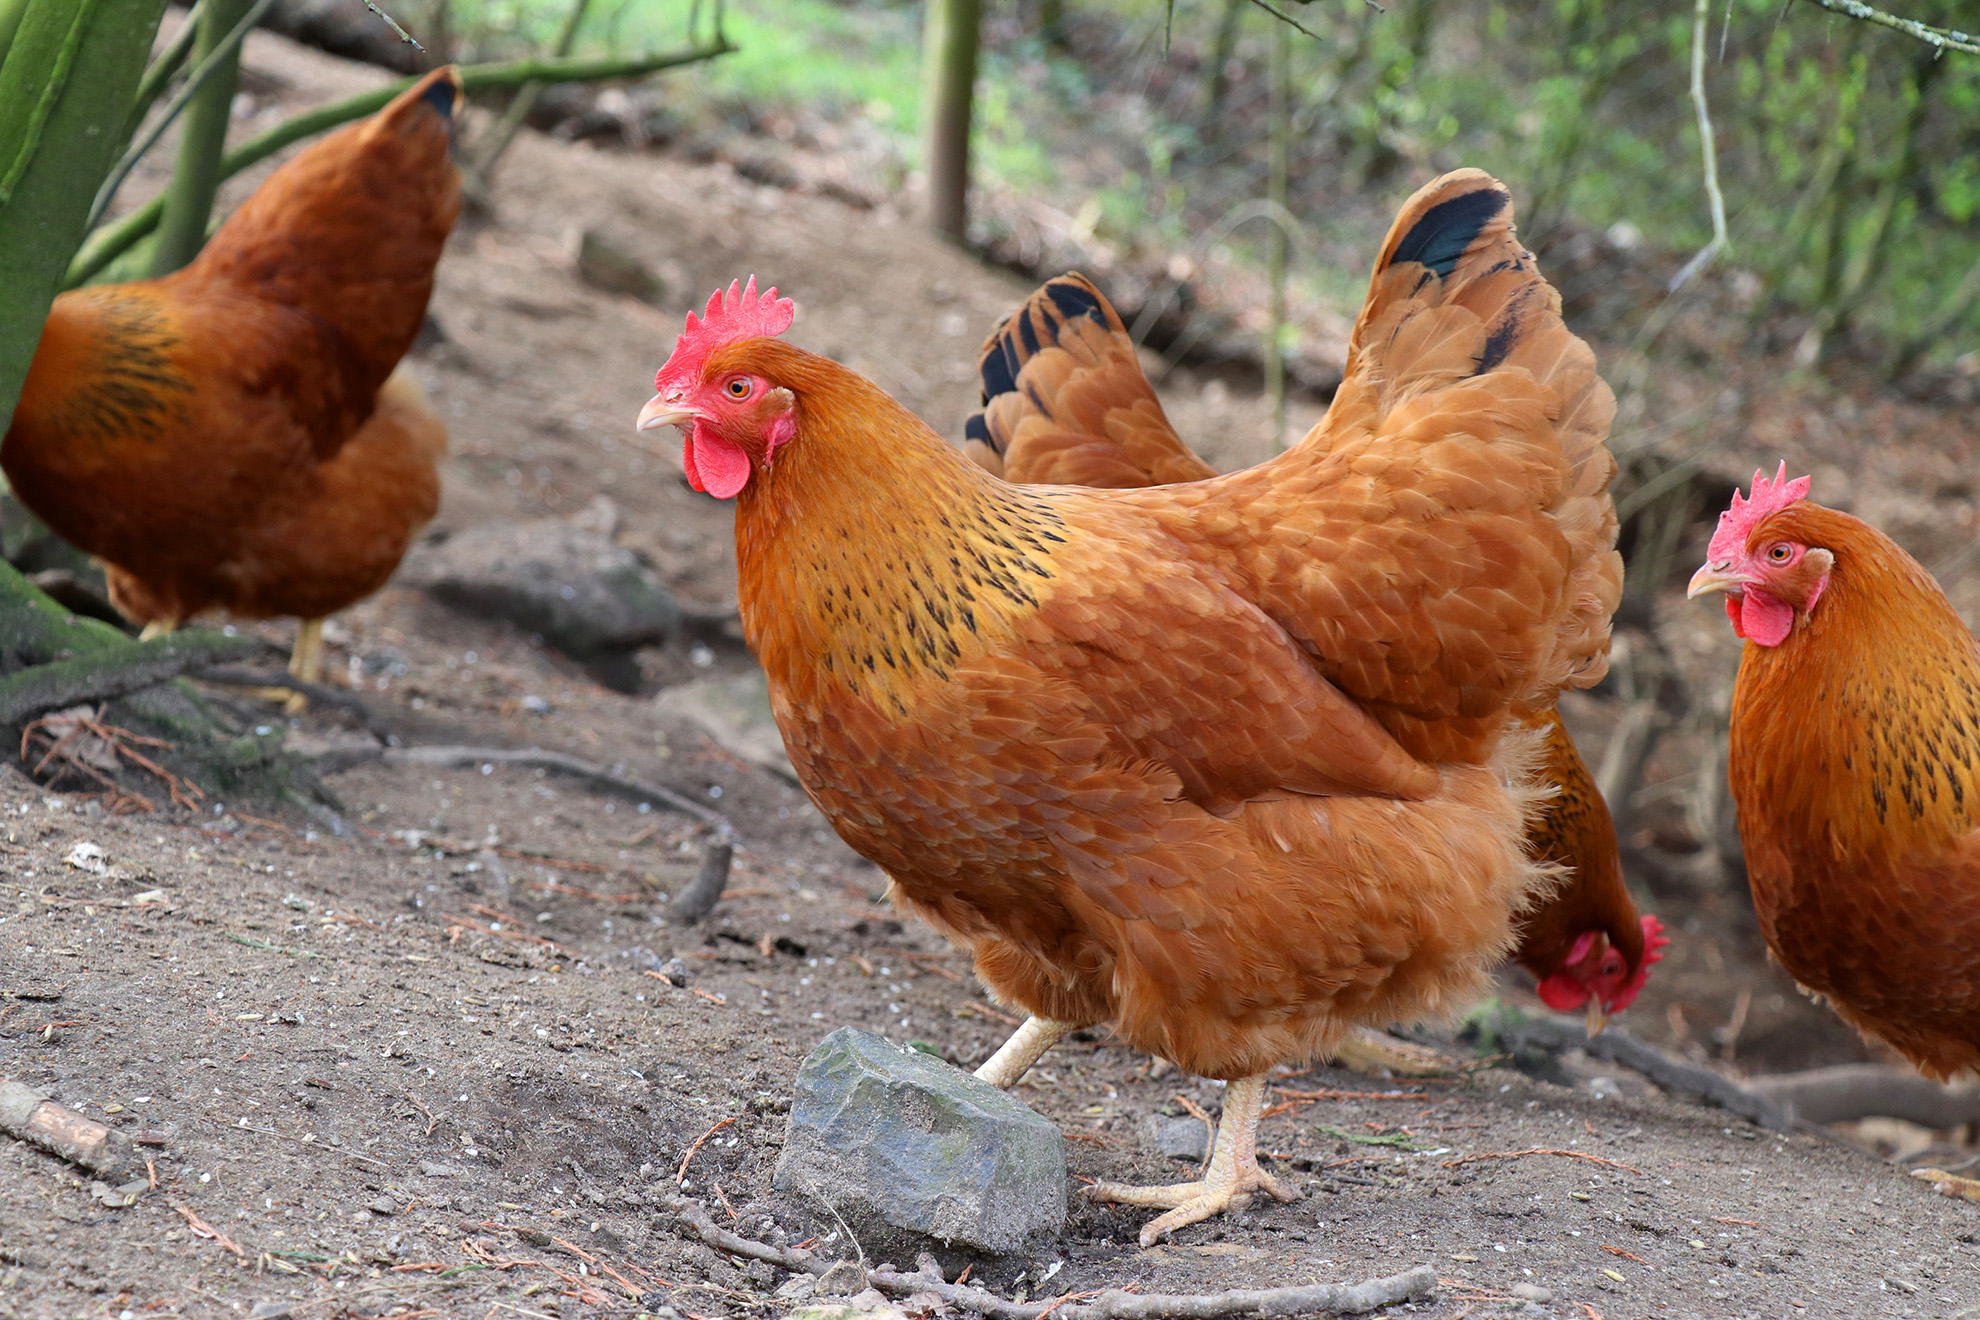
636, 170, 1622, 1243
965, 272, 1664, 1030
3, 68, 462, 701
1690, 468, 1980, 1079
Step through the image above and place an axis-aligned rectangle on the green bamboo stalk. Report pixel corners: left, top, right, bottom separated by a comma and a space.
0, 0, 168, 431
148, 0, 252, 274
464, 0, 593, 193
66, 39, 734, 287
0, 0, 32, 66
120, 0, 201, 147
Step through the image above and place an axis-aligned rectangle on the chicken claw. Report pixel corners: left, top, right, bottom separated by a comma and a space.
1086, 1075, 1297, 1247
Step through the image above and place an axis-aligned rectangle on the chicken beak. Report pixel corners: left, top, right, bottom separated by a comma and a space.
1584, 996, 1609, 1038
1686, 561, 1746, 599
636, 395, 696, 433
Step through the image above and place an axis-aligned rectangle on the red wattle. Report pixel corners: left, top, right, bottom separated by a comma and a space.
683, 423, 752, 500
1739, 589, 1794, 647
1536, 971, 1592, 1011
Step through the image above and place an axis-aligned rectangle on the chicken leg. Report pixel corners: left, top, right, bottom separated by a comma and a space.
281, 617, 326, 714
972, 1015, 1072, 1088
1086, 1074, 1297, 1247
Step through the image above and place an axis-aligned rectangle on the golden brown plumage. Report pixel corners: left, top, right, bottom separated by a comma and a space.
1692, 476, 1980, 1079
966, 271, 1660, 1016
637, 171, 1621, 1241
2, 68, 461, 666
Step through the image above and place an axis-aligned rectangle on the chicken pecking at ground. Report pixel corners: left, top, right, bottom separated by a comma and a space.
963, 272, 1666, 1044
2, 68, 462, 708
1689, 468, 1980, 1079
635, 169, 1623, 1245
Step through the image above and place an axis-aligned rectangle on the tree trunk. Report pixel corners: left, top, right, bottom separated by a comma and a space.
149, 0, 255, 274
921, 0, 980, 243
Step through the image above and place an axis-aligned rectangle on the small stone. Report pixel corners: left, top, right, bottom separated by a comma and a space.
785, 1305, 907, 1320
1142, 1113, 1210, 1163
814, 1260, 866, 1295
774, 1027, 1065, 1256
402, 518, 678, 669
574, 229, 665, 304
774, 1274, 819, 1300
419, 1160, 464, 1178
1511, 1282, 1554, 1303
247, 1303, 295, 1320
366, 1197, 398, 1215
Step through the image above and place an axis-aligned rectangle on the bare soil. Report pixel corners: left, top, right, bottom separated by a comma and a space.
4, 30, 1978, 1320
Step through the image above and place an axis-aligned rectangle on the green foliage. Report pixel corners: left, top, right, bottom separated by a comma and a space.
0, 0, 166, 431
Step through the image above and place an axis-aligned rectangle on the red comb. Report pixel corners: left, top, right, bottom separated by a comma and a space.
653, 277, 795, 395
1707, 463, 1810, 562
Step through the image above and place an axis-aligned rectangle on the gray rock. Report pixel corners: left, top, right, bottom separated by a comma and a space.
814, 1260, 866, 1296
774, 1027, 1065, 1257
403, 518, 678, 657
1142, 1113, 1211, 1164
1511, 1282, 1554, 1303
654, 670, 798, 782
574, 229, 665, 304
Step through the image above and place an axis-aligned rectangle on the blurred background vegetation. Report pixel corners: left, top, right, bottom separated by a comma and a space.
399, 0, 1980, 383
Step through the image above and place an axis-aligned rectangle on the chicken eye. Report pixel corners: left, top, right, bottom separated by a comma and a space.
725, 378, 752, 399
1768, 543, 1793, 563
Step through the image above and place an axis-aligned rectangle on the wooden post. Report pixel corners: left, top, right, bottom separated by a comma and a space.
921, 0, 980, 242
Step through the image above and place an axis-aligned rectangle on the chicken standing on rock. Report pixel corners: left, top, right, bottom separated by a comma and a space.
2, 69, 462, 710
1690, 467, 1980, 1079
636, 170, 1623, 1245
964, 271, 1665, 1049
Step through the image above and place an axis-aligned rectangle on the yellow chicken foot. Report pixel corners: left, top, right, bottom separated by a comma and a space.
972, 1016, 1072, 1088
279, 618, 326, 714
137, 619, 179, 641
1086, 1074, 1297, 1246
1330, 1026, 1469, 1078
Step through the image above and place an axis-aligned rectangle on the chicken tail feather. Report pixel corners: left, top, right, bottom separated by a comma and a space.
965, 273, 1214, 488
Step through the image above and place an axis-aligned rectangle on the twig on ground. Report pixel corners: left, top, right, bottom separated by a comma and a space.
20, 709, 205, 812
676, 1117, 738, 1185
0, 1081, 140, 1175
1600, 1244, 1647, 1264
1910, 1168, 1980, 1203
669, 836, 736, 924
671, 1196, 1436, 1317
168, 1198, 246, 1256
1440, 1148, 1645, 1175
438, 912, 576, 960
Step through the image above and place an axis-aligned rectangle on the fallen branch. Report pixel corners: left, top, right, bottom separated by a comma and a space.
0, 630, 261, 727
1441, 1148, 1645, 1176
345, 743, 733, 838
1743, 1064, 1980, 1128
1911, 1168, 1980, 1204
1668, 0, 1727, 293
194, 666, 384, 727
0, 1081, 141, 1175
672, 1197, 1435, 1318
1475, 1004, 1792, 1130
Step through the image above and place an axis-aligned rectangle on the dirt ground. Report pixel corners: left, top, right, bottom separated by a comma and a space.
4, 30, 1980, 1320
